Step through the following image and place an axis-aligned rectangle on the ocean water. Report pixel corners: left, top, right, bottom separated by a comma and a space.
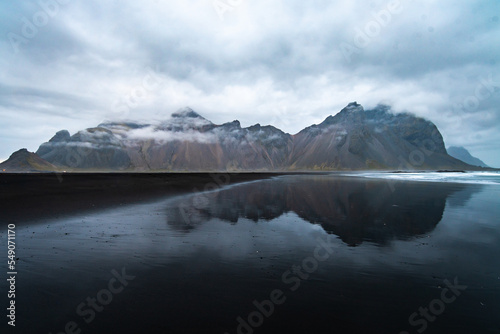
343, 171, 500, 185
1, 173, 500, 333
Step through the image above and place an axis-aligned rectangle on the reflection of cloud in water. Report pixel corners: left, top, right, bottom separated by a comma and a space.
167, 176, 481, 246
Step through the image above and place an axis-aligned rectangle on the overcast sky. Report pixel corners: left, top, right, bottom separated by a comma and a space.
1, 0, 499, 166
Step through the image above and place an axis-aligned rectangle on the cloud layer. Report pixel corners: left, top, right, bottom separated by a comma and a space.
0, 0, 499, 165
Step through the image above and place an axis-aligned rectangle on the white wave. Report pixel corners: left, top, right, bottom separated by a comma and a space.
340, 171, 500, 185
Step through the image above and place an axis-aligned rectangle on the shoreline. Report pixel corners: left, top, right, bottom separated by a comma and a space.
1, 171, 497, 225
0, 172, 299, 225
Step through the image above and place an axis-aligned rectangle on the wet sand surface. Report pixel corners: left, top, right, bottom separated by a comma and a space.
1, 173, 499, 333
0, 173, 286, 225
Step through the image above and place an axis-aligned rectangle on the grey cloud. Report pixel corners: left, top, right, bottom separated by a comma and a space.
0, 0, 499, 166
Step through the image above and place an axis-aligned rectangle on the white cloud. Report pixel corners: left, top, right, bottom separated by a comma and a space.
126, 126, 218, 144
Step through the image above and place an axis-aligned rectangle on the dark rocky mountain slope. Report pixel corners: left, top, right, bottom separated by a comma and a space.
33, 103, 471, 171
0, 149, 59, 172
447, 146, 489, 168
290, 103, 467, 170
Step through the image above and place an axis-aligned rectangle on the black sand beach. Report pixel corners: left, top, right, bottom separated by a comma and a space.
0, 172, 287, 225
1, 173, 499, 333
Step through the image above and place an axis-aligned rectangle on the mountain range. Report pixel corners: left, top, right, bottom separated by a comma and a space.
0, 149, 58, 172
0, 102, 487, 172
447, 146, 489, 168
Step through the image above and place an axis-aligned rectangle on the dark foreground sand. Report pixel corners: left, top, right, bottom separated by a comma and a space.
1, 173, 499, 333
0, 172, 291, 225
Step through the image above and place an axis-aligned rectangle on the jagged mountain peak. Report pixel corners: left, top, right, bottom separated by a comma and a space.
220, 120, 241, 129
172, 107, 204, 119
49, 130, 71, 142
32, 103, 474, 171
248, 123, 261, 130
0, 148, 58, 172
342, 101, 364, 113
319, 102, 366, 127
336, 102, 365, 119
151, 107, 215, 133
10, 148, 30, 157
247, 123, 287, 134
448, 146, 489, 168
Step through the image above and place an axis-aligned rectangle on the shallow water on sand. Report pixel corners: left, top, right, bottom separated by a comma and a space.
2, 174, 500, 333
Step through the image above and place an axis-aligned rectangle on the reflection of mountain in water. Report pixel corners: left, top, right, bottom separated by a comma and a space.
167, 176, 482, 246
445, 186, 480, 208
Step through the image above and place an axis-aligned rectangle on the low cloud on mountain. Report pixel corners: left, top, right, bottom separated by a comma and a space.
126, 126, 218, 144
